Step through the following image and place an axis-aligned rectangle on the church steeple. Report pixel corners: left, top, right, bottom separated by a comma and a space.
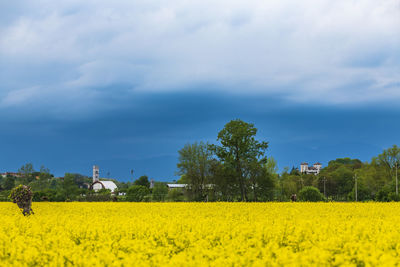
93, 165, 99, 183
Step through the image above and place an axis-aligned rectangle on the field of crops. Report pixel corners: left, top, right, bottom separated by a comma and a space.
1, 202, 400, 266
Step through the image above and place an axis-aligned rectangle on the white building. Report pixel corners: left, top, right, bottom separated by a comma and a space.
93, 165, 99, 181
167, 184, 187, 189
90, 165, 118, 193
166, 184, 215, 190
300, 162, 322, 175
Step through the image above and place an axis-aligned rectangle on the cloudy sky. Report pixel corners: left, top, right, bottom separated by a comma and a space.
1, 0, 399, 181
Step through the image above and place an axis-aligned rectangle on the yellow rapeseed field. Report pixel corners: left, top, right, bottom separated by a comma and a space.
1, 202, 400, 266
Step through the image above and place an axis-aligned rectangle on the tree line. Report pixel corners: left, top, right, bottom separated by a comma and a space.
1, 119, 400, 202
0, 163, 153, 202
177, 120, 400, 202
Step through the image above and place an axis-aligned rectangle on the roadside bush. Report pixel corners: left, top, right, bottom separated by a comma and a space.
388, 192, 400, 202
348, 184, 372, 201
167, 188, 185, 202
376, 186, 391, 201
152, 182, 168, 201
77, 189, 111, 202
0, 190, 11, 202
298, 186, 325, 202
126, 185, 150, 202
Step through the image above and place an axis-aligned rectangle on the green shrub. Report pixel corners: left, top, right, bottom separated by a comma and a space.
298, 186, 325, 202
77, 194, 112, 202
376, 186, 391, 202
167, 188, 185, 202
9, 185, 34, 215
0, 190, 11, 202
347, 185, 372, 201
9, 185, 33, 203
152, 182, 168, 201
388, 192, 400, 202
126, 185, 150, 202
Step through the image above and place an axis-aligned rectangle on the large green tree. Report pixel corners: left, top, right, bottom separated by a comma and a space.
134, 175, 150, 188
152, 182, 168, 201
177, 142, 213, 201
211, 119, 269, 201
62, 173, 79, 200
377, 145, 400, 194
247, 161, 276, 201
3, 175, 15, 190
318, 158, 362, 200
126, 185, 150, 202
18, 163, 35, 184
209, 160, 238, 201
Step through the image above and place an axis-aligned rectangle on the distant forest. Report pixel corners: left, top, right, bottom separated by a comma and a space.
1, 119, 399, 202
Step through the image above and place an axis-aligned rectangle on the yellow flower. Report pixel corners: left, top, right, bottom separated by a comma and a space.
1, 202, 400, 266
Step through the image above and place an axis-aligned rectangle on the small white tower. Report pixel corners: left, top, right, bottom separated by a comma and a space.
314, 163, 322, 173
93, 165, 100, 183
300, 163, 308, 173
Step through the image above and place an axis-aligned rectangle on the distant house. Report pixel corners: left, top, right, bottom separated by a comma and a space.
89, 165, 118, 193
166, 183, 214, 190
300, 162, 322, 175
0, 172, 22, 178
167, 184, 187, 190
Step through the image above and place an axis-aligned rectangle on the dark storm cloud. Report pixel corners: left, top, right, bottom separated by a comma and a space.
2, 91, 400, 180
1, 1, 399, 180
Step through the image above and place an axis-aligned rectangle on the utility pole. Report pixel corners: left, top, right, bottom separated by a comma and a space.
130, 169, 134, 183
354, 174, 358, 202
323, 177, 326, 198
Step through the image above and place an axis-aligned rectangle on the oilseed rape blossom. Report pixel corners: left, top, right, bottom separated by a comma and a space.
1, 202, 400, 266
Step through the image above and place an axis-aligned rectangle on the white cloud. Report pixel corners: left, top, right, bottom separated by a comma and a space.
0, 0, 399, 110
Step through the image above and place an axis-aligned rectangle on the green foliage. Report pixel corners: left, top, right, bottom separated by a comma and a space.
32, 189, 60, 201
388, 192, 400, 202
265, 157, 278, 175
126, 185, 150, 202
290, 167, 300, 176
3, 132, 400, 203
18, 163, 35, 184
176, 174, 189, 184
167, 188, 185, 202
134, 176, 150, 188
177, 141, 213, 201
348, 183, 372, 201
62, 173, 79, 200
317, 158, 362, 200
0, 190, 11, 201
278, 172, 313, 200
248, 161, 276, 201
376, 186, 391, 201
298, 186, 325, 202
152, 182, 168, 201
116, 181, 132, 191
77, 190, 112, 202
209, 160, 238, 201
3, 176, 15, 190
325, 158, 363, 170
9, 185, 33, 203
211, 119, 269, 201
377, 145, 400, 173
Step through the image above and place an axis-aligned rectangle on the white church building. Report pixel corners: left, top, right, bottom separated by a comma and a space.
300, 162, 322, 175
90, 165, 118, 193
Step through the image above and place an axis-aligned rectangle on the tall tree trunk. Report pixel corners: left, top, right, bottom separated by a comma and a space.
253, 181, 257, 202
236, 157, 245, 201
16, 199, 33, 216
235, 147, 248, 201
